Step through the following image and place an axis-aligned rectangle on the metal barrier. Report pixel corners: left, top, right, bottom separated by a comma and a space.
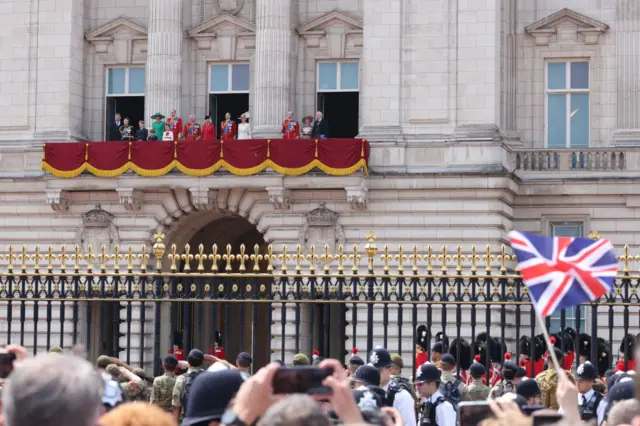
0, 231, 638, 375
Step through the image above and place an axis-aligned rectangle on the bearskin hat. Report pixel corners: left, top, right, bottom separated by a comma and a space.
416, 325, 429, 350
473, 339, 488, 365
435, 332, 449, 352
449, 338, 473, 370
597, 338, 610, 377
564, 327, 577, 341
620, 334, 635, 358
491, 337, 507, 363
578, 333, 591, 357
519, 336, 531, 356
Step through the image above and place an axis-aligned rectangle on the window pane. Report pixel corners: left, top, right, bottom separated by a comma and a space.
570, 62, 589, 89
547, 62, 566, 90
318, 62, 337, 90
570, 94, 589, 147
551, 222, 583, 237
108, 68, 125, 94
231, 64, 250, 91
128, 68, 145, 94
210, 65, 229, 92
340, 62, 359, 90
547, 94, 567, 148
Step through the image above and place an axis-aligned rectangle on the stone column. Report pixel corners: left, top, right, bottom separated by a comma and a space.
251, 0, 293, 138
145, 0, 183, 120
358, 0, 402, 142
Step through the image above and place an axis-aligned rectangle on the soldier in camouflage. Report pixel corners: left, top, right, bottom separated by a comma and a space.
463, 362, 490, 401
132, 367, 154, 401
172, 349, 206, 422
535, 348, 575, 410
151, 354, 179, 412
105, 363, 146, 400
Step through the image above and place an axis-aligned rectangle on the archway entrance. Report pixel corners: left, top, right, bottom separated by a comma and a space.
166, 214, 270, 369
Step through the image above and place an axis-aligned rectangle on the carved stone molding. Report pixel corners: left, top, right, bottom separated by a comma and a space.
116, 188, 143, 211
187, 13, 255, 57
213, 0, 246, 15
296, 10, 363, 58
298, 203, 345, 252
345, 186, 368, 210
525, 8, 609, 46
77, 204, 120, 251
85, 17, 148, 63
46, 189, 70, 212
189, 188, 216, 210
266, 187, 291, 211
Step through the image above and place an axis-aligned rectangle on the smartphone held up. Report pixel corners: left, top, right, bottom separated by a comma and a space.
272, 367, 334, 395
0, 348, 16, 381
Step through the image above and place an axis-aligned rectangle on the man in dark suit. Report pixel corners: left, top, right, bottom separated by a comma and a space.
135, 120, 148, 141
109, 113, 122, 141
311, 111, 329, 139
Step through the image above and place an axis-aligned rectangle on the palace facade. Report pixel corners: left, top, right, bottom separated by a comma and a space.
1, 0, 640, 368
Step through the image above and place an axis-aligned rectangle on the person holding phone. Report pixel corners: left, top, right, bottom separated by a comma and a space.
415, 363, 456, 426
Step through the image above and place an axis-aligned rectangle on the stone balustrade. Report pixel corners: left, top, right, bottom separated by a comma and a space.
512, 148, 630, 172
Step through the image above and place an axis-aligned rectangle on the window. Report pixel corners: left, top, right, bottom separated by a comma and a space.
209, 63, 250, 93
106, 67, 145, 96
317, 61, 359, 91
546, 61, 589, 148
549, 221, 586, 332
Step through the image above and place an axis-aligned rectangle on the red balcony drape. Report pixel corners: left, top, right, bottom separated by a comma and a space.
41, 138, 369, 178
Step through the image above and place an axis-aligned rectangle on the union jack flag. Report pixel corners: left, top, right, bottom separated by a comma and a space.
508, 231, 619, 317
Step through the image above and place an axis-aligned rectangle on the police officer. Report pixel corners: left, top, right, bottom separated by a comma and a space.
516, 379, 542, 405
151, 354, 178, 412
415, 363, 456, 426
574, 362, 604, 422
463, 362, 490, 401
369, 347, 416, 426
350, 364, 387, 403
489, 353, 517, 399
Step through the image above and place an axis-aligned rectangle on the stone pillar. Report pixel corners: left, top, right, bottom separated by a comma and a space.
145, 0, 183, 120
251, 0, 293, 138
358, 0, 402, 142
613, 1, 640, 145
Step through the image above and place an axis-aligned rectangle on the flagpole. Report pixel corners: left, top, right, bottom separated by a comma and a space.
534, 312, 563, 372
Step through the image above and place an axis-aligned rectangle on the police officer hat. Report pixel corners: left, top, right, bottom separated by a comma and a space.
415, 363, 441, 384
575, 362, 597, 381
516, 379, 541, 399
449, 338, 473, 370
353, 387, 384, 411
369, 347, 392, 369
352, 365, 381, 387
469, 362, 486, 377
435, 332, 449, 352
416, 325, 429, 351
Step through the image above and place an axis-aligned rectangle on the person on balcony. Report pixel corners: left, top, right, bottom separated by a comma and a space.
220, 112, 237, 141
162, 124, 174, 141
147, 129, 158, 141
301, 116, 313, 139
166, 109, 182, 141
238, 112, 251, 140
202, 115, 215, 140
135, 120, 148, 141
281, 111, 299, 139
119, 118, 135, 141
109, 112, 123, 141
151, 112, 165, 138
183, 115, 201, 140
311, 111, 329, 139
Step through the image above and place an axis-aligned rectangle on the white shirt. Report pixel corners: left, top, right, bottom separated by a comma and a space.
238, 123, 251, 139
578, 389, 595, 407
383, 382, 416, 426
162, 131, 173, 141
427, 390, 456, 426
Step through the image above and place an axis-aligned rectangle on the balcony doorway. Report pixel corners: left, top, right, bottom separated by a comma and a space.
209, 94, 249, 139
105, 97, 145, 140
316, 92, 359, 138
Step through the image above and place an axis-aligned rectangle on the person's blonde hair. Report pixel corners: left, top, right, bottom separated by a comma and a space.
99, 403, 177, 426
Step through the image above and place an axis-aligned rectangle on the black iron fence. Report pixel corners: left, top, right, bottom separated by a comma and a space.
0, 232, 638, 375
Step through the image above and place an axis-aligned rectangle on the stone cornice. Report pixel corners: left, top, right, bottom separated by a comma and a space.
525, 8, 609, 46
86, 16, 148, 41
296, 10, 363, 34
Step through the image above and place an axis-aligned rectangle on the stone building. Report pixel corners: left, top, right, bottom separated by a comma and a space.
1, 0, 639, 368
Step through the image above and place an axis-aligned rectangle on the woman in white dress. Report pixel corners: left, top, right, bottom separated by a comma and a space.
162, 124, 174, 141
237, 112, 252, 140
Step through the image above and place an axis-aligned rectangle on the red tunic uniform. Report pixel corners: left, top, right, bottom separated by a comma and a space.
183, 122, 201, 140
208, 346, 227, 360
202, 123, 215, 140
169, 348, 185, 361
615, 358, 636, 372
166, 116, 183, 141
281, 119, 300, 139
521, 358, 545, 378
563, 350, 575, 371
220, 120, 237, 141
415, 350, 428, 368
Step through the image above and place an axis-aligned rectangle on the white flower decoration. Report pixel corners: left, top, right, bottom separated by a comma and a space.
357, 390, 378, 411
416, 365, 423, 378
369, 351, 379, 365
577, 364, 584, 376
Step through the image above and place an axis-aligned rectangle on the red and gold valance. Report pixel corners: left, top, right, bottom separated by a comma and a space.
41, 139, 369, 178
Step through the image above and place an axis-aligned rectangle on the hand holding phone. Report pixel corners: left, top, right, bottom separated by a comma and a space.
0, 348, 17, 380
458, 401, 493, 426
272, 367, 333, 395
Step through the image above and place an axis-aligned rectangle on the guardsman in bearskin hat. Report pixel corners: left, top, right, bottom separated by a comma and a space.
550, 328, 576, 371
473, 333, 505, 387
615, 334, 636, 372
489, 352, 518, 399
578, 334, 610, 383
416, 325, 429, 369
448, 337, 472, 384
519, 335, 546, 378
535, 347, 575, 410
575, 361, 604, 422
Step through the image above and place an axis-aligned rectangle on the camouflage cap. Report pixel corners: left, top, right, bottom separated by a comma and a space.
97, 355, 112, 369
105, 364, 121, 378
292, 353, 310, 366
49, 346, 63, 354
391, 354, 404, 369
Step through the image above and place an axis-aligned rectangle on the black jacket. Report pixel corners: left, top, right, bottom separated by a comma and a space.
311, 119, 329, 138
109, 121, 123, 141
135, 128, 148, 141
